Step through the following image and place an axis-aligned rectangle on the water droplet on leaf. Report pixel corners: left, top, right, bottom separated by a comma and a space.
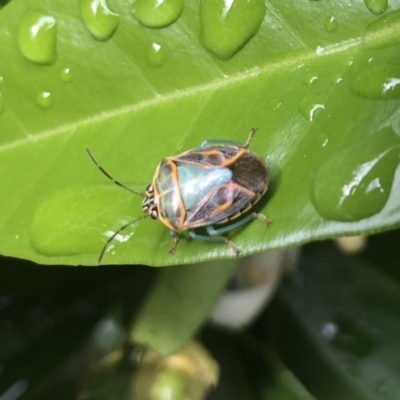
363, 9, 400, 49
80, 0, 119, 41
145, 42, 167, 68
352, 64, 400, 100
30, 185, 137, 257
18, 11, 57, 64
200, 0, 266, 60
132, 0, 183, 28
364, 0, 388, 15
36, 91, 53, 108
59, 67, 73, 82
298, 95, 325, 121
324, 15, 337, 32
311, 128, 400, 222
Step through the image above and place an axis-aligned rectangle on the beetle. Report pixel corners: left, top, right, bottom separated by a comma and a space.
86, 128, 270, 262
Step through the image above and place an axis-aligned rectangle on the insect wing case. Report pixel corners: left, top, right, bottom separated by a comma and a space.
158, 145, 269, 230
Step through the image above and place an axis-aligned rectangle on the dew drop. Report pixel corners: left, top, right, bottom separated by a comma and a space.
364, 0, 388, 15
30, 185, 137, 257
324, 15, 338, 32
331, 73, 343, 84
352, 64, 400, 100
145, 42, 167, 68
18, 10, 57, 64
59, 67, 73, 82
311, 128, 400, 222
298, 95, 325, 121
303, 74, 319, 86
132, 0, 183, 28
200, 0, 266, 60
363, 9, 400, 49
80, 0, 119, 41
36, 91, 52, 108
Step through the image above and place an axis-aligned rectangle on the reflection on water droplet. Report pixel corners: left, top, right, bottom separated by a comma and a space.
311, 128, 400, 222
200, 0, 266, 60
145, 42, 167, 68
331, 73, 343, 84
36, 91, 52, 108
30, 185, 138, 257
363, 9, 400, 49
132, 0, 183, 28
80, 0, 119, 41
364, 0, 388, 15
18, 10, 57, 64
303, 74, 319, 86
352, 64, 400, 100
0, 76, 4, 85
59, 67, 73, 82
324, 15, 337, 32
298, 95, 325, 121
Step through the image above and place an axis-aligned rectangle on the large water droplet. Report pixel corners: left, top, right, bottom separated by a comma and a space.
30, 185, 138, 257
200, 0, 266, 60
363, 9, 400, 49
80, 0, 119, 41
352, 64, 400, 100
59, 67, 73, 82
324, 15, 338, 32
36, 91, 53, 108
18, 11, 57, 64
311, 128, 400, 222
145, 42, 167, 68
298, 95, 325, 121
132, 0, 183, 29
364, 0, 388, 15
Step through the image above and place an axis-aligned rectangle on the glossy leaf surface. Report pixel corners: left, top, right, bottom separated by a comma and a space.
1, 1, 400, 265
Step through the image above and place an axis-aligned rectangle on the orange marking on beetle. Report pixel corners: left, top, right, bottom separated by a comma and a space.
212, 199, 234, 215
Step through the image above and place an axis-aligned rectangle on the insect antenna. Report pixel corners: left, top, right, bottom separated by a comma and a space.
86, 148, 145, 197
99, 215, 149, 263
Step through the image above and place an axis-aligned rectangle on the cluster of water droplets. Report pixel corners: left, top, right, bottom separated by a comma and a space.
3, 0, 399, 251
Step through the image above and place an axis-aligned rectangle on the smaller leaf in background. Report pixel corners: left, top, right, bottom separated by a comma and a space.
255, 238, 400, 400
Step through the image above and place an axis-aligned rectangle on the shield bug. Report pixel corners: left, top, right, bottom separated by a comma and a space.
87, 128, 270, 262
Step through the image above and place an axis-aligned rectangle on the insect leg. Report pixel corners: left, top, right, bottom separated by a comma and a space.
200, 128, 259, 149
206, 212, 270, 236
168, 231, 180, 254
188, 230, 241, 256
241, 127, 258, 149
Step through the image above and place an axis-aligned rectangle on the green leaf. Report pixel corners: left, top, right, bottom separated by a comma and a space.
1, 1, 400, 266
